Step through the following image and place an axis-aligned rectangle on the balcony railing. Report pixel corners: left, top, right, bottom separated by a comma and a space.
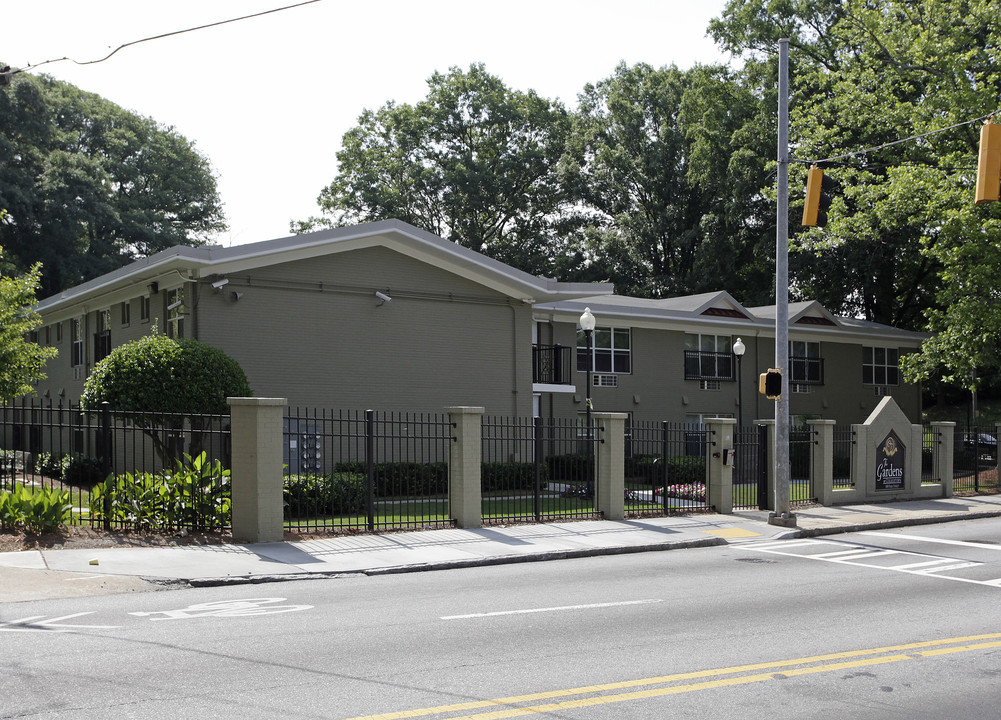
684, 350, 735, 381
533, 344, 573, 385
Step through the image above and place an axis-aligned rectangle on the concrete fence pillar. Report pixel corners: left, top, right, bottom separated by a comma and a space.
930, 421, 956, 497
851, 423, 868, 494
593, 412, 628, 521
227, 397, 287, 543
758, 420, 776, 511
808, 419, 836, 506
446, 406, 484, 529
705, 418, 736, 514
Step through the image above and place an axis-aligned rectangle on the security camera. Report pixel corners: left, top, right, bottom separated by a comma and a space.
375, 291, 392, 304
166, 300, 183, 311
211, 278, 229, 290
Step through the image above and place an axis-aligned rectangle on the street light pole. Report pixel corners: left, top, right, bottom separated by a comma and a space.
733, 337, 745, 431
580, 307, 596, 491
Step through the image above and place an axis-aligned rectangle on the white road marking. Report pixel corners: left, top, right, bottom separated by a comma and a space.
441, 599, 662, 620
63, 575, 109, 582
129, 597, 313, 620
862, 532, 1001, 551
740, 540, 1001, 588
0, 612, 119, 632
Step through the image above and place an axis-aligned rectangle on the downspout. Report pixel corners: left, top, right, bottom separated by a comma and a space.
509, 302, 519, 416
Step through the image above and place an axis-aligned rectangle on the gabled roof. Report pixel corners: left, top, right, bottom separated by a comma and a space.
36, 220, 614, 313
749, 300, 842, 327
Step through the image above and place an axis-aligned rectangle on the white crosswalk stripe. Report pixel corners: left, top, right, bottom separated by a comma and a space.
739, 539, 1001, 588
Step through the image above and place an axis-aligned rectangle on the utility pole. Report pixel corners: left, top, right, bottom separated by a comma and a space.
770, 38, 796, 528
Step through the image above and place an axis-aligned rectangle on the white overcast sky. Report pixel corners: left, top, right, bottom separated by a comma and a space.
4, 0, 732, 247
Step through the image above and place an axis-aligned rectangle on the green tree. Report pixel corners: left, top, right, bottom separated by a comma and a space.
295, 64, 585, 279
710, 0, 1001, 331
81, 332, 252, 461
0, 237, 57, 399
0, 72, 226, 296
570, 62, 776, 300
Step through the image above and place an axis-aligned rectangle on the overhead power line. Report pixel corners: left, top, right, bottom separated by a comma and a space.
798, 111, 998, 166
4, 0, 323, 77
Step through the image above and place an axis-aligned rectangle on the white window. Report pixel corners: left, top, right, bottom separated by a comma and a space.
578, 326, 631, 374
684, 334, 734, 381
120, 300, 131, 327
71, 318, 84, 367
863, 346, 899, 386
166, 288, 185, 338
140, 295, 150, 323
790, 341, 823, 384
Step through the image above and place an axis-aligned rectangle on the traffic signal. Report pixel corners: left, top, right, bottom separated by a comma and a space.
759, 368, 782, 400
975, 120, 1001, 204
802, 165, 837, 227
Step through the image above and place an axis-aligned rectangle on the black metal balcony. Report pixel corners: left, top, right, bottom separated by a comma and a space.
532, 344, 573, 385
684, 350, 736, 381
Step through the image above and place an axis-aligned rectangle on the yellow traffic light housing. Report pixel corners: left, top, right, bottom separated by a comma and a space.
802, 165, 837, 227
759, 368, 782, 400
976, 120, 1001, 204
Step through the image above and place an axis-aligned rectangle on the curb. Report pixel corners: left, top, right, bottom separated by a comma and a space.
789, 510, 1001, 538
185, 537, 728, 587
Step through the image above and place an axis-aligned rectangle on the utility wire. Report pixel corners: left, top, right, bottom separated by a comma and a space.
796, 111, 997, 166
4, 0, 323, 76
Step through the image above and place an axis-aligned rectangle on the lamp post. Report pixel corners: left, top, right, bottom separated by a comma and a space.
580, 307, 596, 490
732, 337, 745, 430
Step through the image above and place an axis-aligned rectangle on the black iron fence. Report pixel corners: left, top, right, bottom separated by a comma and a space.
627, 421, 711, 513
0, 399, 230, 531
283, 408, 456, 533
789, 427, 817, 506
953, 425, 999, 493
480, 416, 600, 523
833, 426, 856, 489
733, 425, 767, 510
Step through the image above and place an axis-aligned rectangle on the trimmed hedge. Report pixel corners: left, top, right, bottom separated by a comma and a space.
284, 472, 366, 519
482, 461, 547, 492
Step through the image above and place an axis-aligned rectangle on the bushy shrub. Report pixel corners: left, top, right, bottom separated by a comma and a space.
333, 461, 448, 497
35, 452, 71, 479
63, 456, 105, 487
284, 472, 366, 519
0, 484, 73, 532
90, 451, 230, 530
481, 461, 547, 492
545, 454, 593, 482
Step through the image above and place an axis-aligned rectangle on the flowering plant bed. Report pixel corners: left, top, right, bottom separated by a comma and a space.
654, 483, 706, 502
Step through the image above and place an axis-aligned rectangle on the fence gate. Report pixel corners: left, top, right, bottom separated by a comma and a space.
733, 425, 768, 510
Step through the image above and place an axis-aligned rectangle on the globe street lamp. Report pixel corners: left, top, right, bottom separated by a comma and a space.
732, 337, 746, 430
580, 307, 596, 490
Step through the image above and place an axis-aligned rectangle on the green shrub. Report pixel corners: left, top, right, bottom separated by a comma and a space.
481, 461, 547, 492
35, 452, 71, 479
661, 457, 706, 486
332, 461, 448, 498
284, 472, 366, 519
90, 451, 230, 530
0, 484, 73, 533
545, 454, 593, 482
63, 456, 106, 487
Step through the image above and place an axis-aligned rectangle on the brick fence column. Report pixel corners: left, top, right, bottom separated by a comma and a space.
593, 412, 628, 521
446, 406, 484, 529
808, 419, 836, 506
228, 397, 287, 543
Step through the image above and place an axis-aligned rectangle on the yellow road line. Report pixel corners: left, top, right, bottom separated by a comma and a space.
342, 632, 1001, 720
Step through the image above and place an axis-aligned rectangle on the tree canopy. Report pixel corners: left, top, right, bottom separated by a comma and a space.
0, 72, 226, 297
0, 239, 57, 399
294, 64, 586, 279
710, 0, 1001, 388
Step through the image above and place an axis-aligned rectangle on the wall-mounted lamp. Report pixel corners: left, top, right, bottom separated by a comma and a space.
211, 278, 229, 292
230, 291, 243, 302
375, 291, 392, 306
148, 281, 159, 294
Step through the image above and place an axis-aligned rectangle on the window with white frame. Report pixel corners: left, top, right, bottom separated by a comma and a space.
790, 340, 824, 384
71, 318, 84, 367
863, 346, 899, 386
94, 309, 112, 362
140, 295, 150, 323
577, 326, 631, 374
120, 300, 131, 327
684, 333, 734, 381
166, 288, 185, 338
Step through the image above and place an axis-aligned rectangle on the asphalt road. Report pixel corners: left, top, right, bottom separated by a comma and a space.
3, 518, 1001, 719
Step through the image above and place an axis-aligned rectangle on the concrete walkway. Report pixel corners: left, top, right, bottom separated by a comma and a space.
3, 494, 1001, 601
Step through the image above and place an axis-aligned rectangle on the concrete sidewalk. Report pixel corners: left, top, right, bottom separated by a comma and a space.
3, 494, 1001, 601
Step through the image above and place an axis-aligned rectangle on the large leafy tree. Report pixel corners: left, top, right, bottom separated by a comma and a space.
0, 237, 57, 399
709, 0, 1001, 388
0, 72, 226, 296
569, 62, 776, 300
295, 64, 585, 279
